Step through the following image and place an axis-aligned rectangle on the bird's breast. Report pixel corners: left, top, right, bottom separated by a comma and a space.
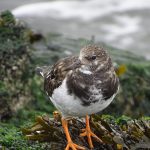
50, 77, 116, 118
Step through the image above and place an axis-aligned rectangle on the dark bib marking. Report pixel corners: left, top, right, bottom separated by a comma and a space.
66, 72, 94, 106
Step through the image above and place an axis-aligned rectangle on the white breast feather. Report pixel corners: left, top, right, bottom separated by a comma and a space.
50, 77, 117, 118
79, 65, 92, 75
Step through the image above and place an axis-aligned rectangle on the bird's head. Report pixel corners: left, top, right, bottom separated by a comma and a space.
79, 45, 108, 67
64, 45, 110, 72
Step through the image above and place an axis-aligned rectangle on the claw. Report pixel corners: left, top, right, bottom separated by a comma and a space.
65, 142, 85, 150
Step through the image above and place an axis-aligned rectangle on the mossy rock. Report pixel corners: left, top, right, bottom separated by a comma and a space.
0, 10, 37, 119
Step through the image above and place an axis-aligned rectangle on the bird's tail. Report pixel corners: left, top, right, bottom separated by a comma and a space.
35, 66, 51, 78
35, 67, 44, 77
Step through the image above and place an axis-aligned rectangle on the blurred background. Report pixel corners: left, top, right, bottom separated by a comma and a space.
0, 0, 150, 59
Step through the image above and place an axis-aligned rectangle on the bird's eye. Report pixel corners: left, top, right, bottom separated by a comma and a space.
91, 55, 96, 60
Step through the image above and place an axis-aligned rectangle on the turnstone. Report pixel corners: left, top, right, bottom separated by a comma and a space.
37, 45, 119, 150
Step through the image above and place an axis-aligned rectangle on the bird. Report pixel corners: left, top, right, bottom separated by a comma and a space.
36, 45, 119, 150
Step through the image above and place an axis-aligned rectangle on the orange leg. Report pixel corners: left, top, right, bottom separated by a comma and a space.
62, 118, 85, 150
80, 115, 103, 149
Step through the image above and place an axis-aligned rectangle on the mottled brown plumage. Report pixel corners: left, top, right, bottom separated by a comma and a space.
44, 56, 79, 96
41, 45, 119, 107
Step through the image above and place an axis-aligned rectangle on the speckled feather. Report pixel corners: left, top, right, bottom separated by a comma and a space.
44, 56, 79, 96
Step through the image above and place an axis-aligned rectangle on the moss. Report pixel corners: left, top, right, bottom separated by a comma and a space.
0, 122, 52, 150
116, 115, 132, 125
0, 10, 44, 120
0, 110, 54, 149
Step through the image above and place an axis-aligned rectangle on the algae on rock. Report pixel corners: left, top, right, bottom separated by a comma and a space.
0, 11, 34, 119
21, 115, 150, 150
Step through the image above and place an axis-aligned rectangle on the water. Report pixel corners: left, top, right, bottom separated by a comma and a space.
1, 0, 150, 59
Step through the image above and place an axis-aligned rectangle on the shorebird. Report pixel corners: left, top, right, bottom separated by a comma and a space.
36, 45, 119, 150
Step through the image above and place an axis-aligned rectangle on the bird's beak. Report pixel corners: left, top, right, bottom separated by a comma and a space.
65, 59, 81, 71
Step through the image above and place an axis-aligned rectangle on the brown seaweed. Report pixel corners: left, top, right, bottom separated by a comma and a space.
22, 114, 150, 150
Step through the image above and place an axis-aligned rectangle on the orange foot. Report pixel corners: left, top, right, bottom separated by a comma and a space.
80, 115, 103, 149
65, 142, 85, 150
62, 118, 85, 150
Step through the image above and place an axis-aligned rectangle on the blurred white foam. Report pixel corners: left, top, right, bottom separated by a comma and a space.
12, 0, 150, 21
102, 15, 140, 41
12, 0, 150, 59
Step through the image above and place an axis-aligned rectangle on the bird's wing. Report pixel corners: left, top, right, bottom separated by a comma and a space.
43, 56, 79, 96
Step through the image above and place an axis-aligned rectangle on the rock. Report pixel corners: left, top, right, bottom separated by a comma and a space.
0, 11, 34, 119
